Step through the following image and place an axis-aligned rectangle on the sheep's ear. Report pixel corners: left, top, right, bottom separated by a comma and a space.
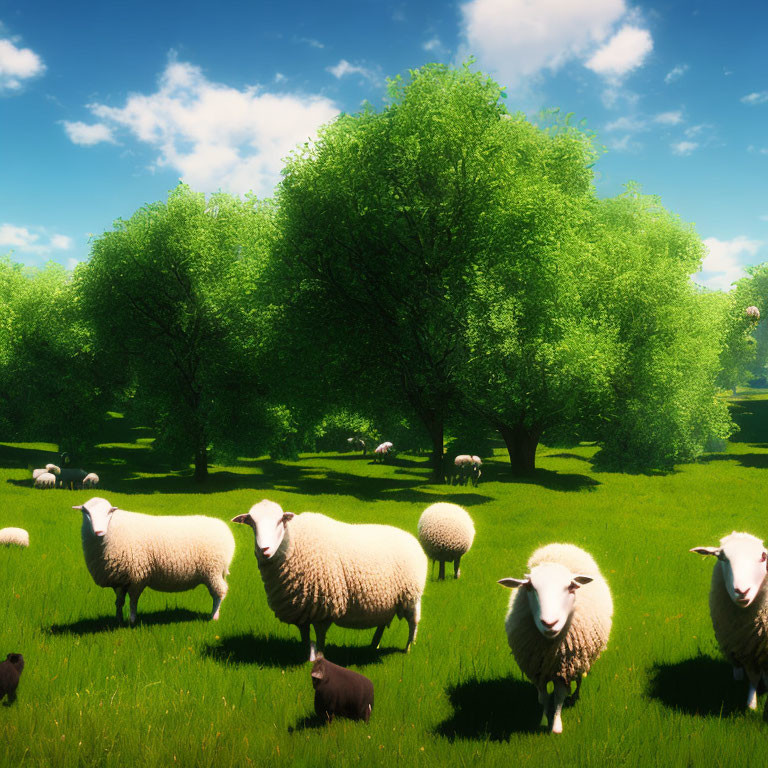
569, 575, 593, 591
282, 512, 295, 523
690, 547, 720, 557
72, 505, 83, 510
231, 514, 253, 526
109, 506, 118, 514
498, 577, 530, 589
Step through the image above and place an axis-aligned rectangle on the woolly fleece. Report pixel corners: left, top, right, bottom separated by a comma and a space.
0, 528, 29, 547
256, 512, 427, 630
505, 543, 613, 687
417, 503, 475, 562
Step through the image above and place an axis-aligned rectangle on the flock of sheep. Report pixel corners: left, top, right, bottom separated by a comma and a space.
32, 464, 99, 490
4, 487, 768, 730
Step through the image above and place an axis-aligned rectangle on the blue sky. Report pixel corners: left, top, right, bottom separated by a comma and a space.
1, 0, 767, 290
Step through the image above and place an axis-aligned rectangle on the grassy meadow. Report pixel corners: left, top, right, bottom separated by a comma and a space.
4, 395, 768, 766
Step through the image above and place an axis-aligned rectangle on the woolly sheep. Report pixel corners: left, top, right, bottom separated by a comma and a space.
499, 543, 613, 734
32, 468, 45, 480
691, 532, 768, 711
82, 473, 100, 489
0, 528, 29, 548
34, 472, 56, 489
75, 497, 235, 624
232, 499, 427, 661
417, 502, 475, 580
373, 442, 394, 463
451, 455, 473, 485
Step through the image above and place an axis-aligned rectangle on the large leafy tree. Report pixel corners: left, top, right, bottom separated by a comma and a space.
78, 184, 275, 480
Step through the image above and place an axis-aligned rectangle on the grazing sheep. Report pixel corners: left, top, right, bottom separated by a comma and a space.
75, 496, 235, 624
373, 441, 394, 463
0, 528, 29, 548
82, 473, 100, 489
0, 653, 24, 704
311, 653, 374, 723
32, 468, 46, 480
417, 502, 475, 580
451, 455, 474, 485
45, 463, 60, 474
232, 499, 427, 661
56, 467, 88, 490
690, 532, 768, 711
34, 472, 56, 489
499, 543, 613, 734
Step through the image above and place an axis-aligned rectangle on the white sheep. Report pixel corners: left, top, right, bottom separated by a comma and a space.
691, 532, 768, 711
451, 455, 473, 485
32, 468, 46, 480
75, 496, 235, 624
499, 543, 613, 734
0, 528, 29, 547
82, 473, 99, 489
34, 472, 56, 489
232, 499, 427, 661
417, 502, 475, 580
373, 441, 394, 463
46, 464, 60, 474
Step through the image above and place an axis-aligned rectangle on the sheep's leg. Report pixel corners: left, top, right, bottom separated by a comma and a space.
299, 623, 315, 661
454, 557, 461, 579
404, 598, 421, 652
566, 675, 582, 705
734, 666, 745, 681
207, 574, 228, 621
371, 624, 387, 650
746, 669, 761, 710
114, 587, 126, 623
438, 561, 446, 580
537, 684, 549, 725
128, 586, 143, 626
313, 621, 331, 657
549, 678, 569, 734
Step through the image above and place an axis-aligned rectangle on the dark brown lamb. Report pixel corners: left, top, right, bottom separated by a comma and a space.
0, 653, 24, 704
311, 654, 373, 723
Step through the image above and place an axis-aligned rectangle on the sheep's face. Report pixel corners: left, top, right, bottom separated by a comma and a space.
232, 499, 294, 560
691, 532, 768, 608
74, 497, 117, 537
499, 563, 593, 639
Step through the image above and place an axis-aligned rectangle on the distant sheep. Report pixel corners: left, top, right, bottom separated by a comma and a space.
233, 499, 427, 660
346, 438, 367, 455
34, 472, 56, 489
373, 441, 394, 463
691, 532, 768, 711
76, 496, 236, 624
449, 455, 482, 486
0, 528, 29, 547
32, 468, 46, 480
56, 468, 88, 490
417, 502, 475, 580
499, 543, 613, 734
311, 653, 374, 723
82, 473, 99, 489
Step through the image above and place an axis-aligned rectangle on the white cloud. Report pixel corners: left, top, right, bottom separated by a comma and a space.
584, 25, 653, 78
458, 0, 627, 92
66, 58, 340, 197
742, 92, 768, 106
694, 236, 763, 292
66, 257, 80, 271
298, 37, 324, 49
326, 59, 379, 83
0, 224, 73, 256
654, 110, 683, 125
664, 64, 688, 84
671, 140, 698, 155
423, 37, 444, 52
605, 115, 646, 133
61, 121, 115, 146
607, 134, 642, 152
0, 35, 45, 91
274, 72, 286, 83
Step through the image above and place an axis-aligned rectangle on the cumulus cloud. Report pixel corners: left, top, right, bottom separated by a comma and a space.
664, 64, 688, 84
654, 110, 683, 125
65, 57, 340, 197
0, 35, 45, 91
61, 121, 115, 146
742, 91, 768, 106
584, 25, 652, 78
423, 37, 448, 54
694, 236, 763, 292
326, 59, 379, 83
0, 224, 73, 256
671, 140, 698, 156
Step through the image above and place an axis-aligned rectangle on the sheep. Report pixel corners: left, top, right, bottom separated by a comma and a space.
0, 653, 24, 704
56, 467, 88, 490
75, 496, 236, 624
373, 441, 394, 463
34, 472, 56, 489
311, 653, 374, 723
232, 499, 427, 661
417, 502, 475, 580
82, 473, 100, 489
690, 532, 768, 712
451, 455, 474, 485
32, 468, 46, 480
346, 437, 366, 455
0, 528, 29, 548
498, 543, 613, 734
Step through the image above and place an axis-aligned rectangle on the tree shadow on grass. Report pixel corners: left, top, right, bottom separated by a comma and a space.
698, 453, 768, 471
434, 677, 543, 740
48, 608, 207, 636
646, 656, 745, 717
201, 633, 399, 669
490, 466, 600, 493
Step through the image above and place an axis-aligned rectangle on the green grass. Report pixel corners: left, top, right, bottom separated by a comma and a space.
3, 395, 768, 767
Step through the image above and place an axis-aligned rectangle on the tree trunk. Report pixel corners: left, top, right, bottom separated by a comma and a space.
498, 423, 542, 475
194, 444, 208, 482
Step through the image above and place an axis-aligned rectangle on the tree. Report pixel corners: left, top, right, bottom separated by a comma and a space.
78, 184, 275, 480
